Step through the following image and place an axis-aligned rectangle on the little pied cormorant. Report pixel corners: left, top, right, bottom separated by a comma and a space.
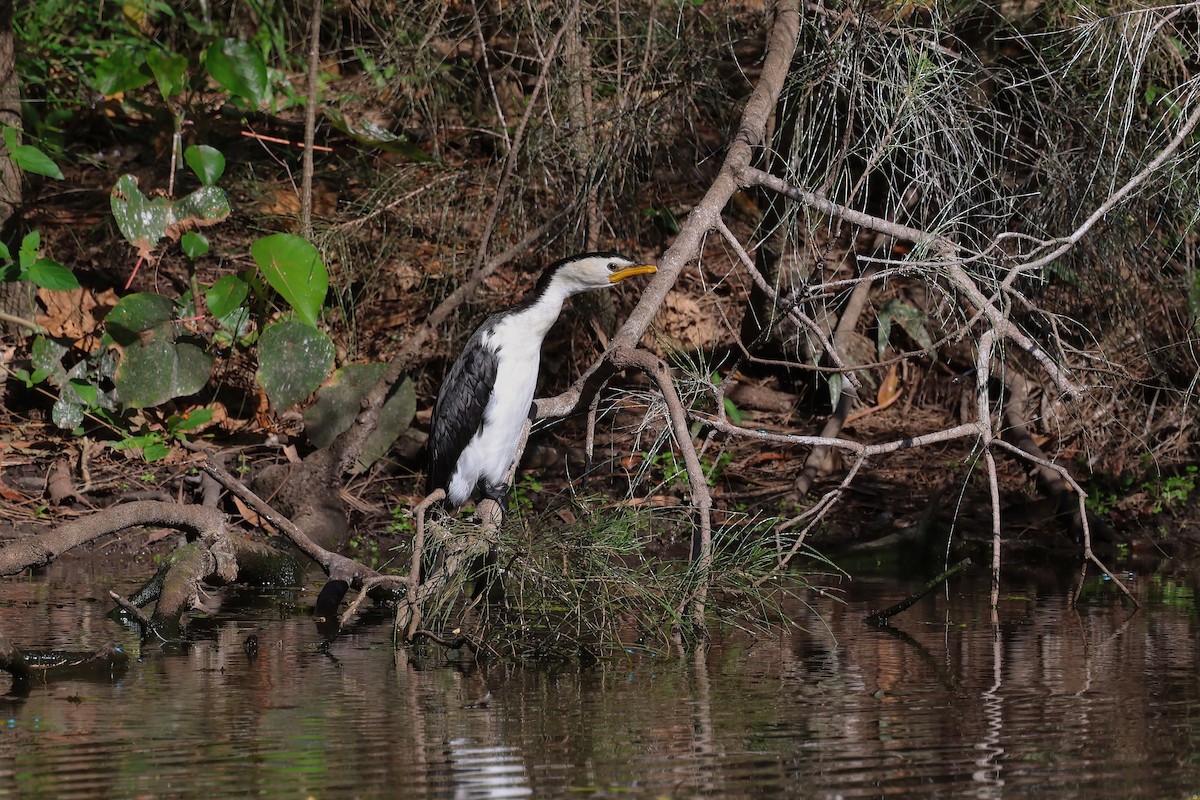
427, 252, 657, 508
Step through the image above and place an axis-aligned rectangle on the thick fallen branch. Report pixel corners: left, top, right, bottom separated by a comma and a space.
202, 460, 384, 588
0, 501, 226, 576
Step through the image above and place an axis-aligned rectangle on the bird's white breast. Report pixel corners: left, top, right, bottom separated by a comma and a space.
446, 317, 544, 505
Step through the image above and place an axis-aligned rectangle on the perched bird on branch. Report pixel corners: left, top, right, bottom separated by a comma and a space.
427, 252, 657, 510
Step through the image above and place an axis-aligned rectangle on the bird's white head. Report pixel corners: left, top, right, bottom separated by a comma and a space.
549, 251, 658, 294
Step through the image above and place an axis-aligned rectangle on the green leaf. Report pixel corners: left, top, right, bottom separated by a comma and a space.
13, 234, 73, 288
143, 441, 171, 461
67, 379, 99, 406
323, 108, 432, 160
31, 336, 70, 386
13, 368, 44, 388
111, 174, 172, 256
876, 298, 935, 360
250, 233, 327, 327
173, 185, 231, 226
213, 305, 253, 347
106, 292, 175, 341
18, 230, 39, 272
204, 38, 270, 108
92, 49, 152, 95
110, 433, 154, 451
256, 319, 335, 409
206, 274, 248, 318
113, 326, 212, 408
11, 142, 64, 179
167, 407, 214, 434
181, 231, 210, 259
304, 364, 416, 471
722, 396, 743, 425
25, 258, 79, 290
111, 174, 230, 258
145, 47, 188, 101
51, 397, 84, 431
183, 144, 225, 186
828, 372, 842, 411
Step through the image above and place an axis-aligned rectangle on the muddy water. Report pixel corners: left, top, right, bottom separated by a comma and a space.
1, 555, 1199, 799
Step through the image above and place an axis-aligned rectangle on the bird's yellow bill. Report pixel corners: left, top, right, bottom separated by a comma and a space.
609, 264, 657, 283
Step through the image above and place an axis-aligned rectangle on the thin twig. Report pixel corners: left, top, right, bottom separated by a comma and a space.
339, 574, 406, 628
0, 309, 43, 333
109, 590, 152, 629
300, 0, 322, 238
864, 558, 973, 625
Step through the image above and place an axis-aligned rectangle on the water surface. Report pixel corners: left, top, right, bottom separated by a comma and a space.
0, 555, 1198, 798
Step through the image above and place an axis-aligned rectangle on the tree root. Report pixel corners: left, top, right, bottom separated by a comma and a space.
0, 501, 226, 576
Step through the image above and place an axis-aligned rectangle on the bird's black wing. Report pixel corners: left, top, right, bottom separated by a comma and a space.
426, 324, 499, 496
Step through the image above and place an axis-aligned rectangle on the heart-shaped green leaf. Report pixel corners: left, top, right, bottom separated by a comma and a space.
111, 175, 231, 258
111, 174, 172, 257
204, 38, 270, 108
106, 292, 176, 341
304, 363, 416, 471
256, 319, 334, 409
184, 145, 225, 186
251, 233, 327, 327
171, 185, 231, 230
52, 397, 84, 431
206, 274, 249, 318
113, 326, 213, 408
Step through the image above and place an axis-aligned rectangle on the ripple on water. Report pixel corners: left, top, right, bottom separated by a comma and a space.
1, 560, 1200, 798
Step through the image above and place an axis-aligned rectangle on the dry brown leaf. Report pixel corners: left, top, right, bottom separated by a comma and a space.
231, 494, 274, 531
0, 479, 27, 502
36, 287, 115, 347
876, 364, 902, 406
654, 293, 723, 352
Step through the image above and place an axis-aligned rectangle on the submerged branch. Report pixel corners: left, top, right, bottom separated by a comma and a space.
865, 558, 973, 625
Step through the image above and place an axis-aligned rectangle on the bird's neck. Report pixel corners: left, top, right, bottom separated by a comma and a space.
508, 274, 577, 339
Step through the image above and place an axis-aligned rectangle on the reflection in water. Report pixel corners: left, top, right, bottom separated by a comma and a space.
0, 557, 1198, 798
